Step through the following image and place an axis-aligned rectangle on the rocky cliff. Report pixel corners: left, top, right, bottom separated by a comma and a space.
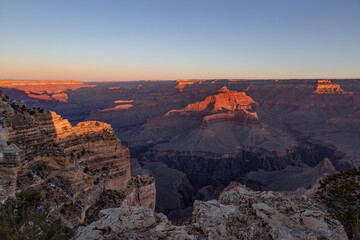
0, 92, 155, 228
75, 184, 347, 240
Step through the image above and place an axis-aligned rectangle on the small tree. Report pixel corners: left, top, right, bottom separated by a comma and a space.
316, 168, 360, 239
0, 190, 70, 240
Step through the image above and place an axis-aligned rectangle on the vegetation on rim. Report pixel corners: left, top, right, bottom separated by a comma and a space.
316, 168, 360, 239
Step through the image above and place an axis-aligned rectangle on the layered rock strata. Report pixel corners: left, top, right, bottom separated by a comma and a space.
314, 79, 353, 95
0, 93, 155, 228
0, 80, 95, 102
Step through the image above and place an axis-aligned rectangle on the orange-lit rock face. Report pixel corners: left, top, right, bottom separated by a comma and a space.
51, 93, 68, 102
99, 104, 133, 112
27, 94, 53, 101
314, 80, 353, 94
0, 80, 96, 101
114, 100, 133, 104
175, 80, 205, 92
168, 86, 257, 115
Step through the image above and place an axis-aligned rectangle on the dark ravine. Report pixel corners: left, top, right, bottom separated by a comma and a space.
132, 139, 346, 217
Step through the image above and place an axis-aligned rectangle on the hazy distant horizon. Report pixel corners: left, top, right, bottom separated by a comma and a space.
1, 78, 360, 83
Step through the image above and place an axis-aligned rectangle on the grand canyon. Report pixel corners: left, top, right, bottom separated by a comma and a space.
2, 1, 359, 238
1, 79, 359, 226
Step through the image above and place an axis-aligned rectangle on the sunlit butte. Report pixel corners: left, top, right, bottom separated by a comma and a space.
1, 0, 360, 81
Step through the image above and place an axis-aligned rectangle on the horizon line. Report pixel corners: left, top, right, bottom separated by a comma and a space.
1, 77, 360, 82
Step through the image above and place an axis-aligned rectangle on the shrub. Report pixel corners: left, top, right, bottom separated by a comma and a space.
316, 168, 360, 239
83, 167, 89, 173
0, 190, 70, 240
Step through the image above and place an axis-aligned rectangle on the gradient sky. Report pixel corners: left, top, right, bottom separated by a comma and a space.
1, 0, 360, 81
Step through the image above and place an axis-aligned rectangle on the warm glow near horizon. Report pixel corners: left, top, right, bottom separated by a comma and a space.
1, 0, 360, 81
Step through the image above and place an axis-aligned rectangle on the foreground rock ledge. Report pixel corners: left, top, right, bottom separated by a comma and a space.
75, 184, 347, 240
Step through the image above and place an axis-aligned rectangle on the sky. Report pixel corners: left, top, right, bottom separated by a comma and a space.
0, 0, 359, 81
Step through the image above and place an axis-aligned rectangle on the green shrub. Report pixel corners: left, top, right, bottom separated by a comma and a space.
0, 190, 70, 240
316, 168, 360, 239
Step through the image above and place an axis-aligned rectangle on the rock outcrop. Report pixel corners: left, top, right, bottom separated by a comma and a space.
0, 93, 155, 228
314, 80, 353, 95
123, 175, 156, 211
167, 86, 257, 117
175, 80, 206, 92
75, 184, 348, 240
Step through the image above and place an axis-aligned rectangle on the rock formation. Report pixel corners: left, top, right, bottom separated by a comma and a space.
0, 80, 96, 103
0, 92, 155, 228
314, 80, 353, 94
75, 184, 348, 240
175, 80, 206, 92
167, 86, 257, 116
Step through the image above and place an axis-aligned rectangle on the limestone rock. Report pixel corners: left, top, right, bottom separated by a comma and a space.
123, 175, 156, 211
76, 185, 348, 240
75, 207, 194, 240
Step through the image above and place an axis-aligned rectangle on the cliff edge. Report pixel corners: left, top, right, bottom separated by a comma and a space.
75, 183, 347, 240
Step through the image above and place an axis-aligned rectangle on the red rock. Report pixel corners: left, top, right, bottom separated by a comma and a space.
314, 79, 353, 94
167, 86, 257, 115
0, 80, 95, 101
175, 80, 206, 92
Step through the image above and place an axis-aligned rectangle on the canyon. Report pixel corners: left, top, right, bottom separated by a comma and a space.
1, 79, 360, 220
